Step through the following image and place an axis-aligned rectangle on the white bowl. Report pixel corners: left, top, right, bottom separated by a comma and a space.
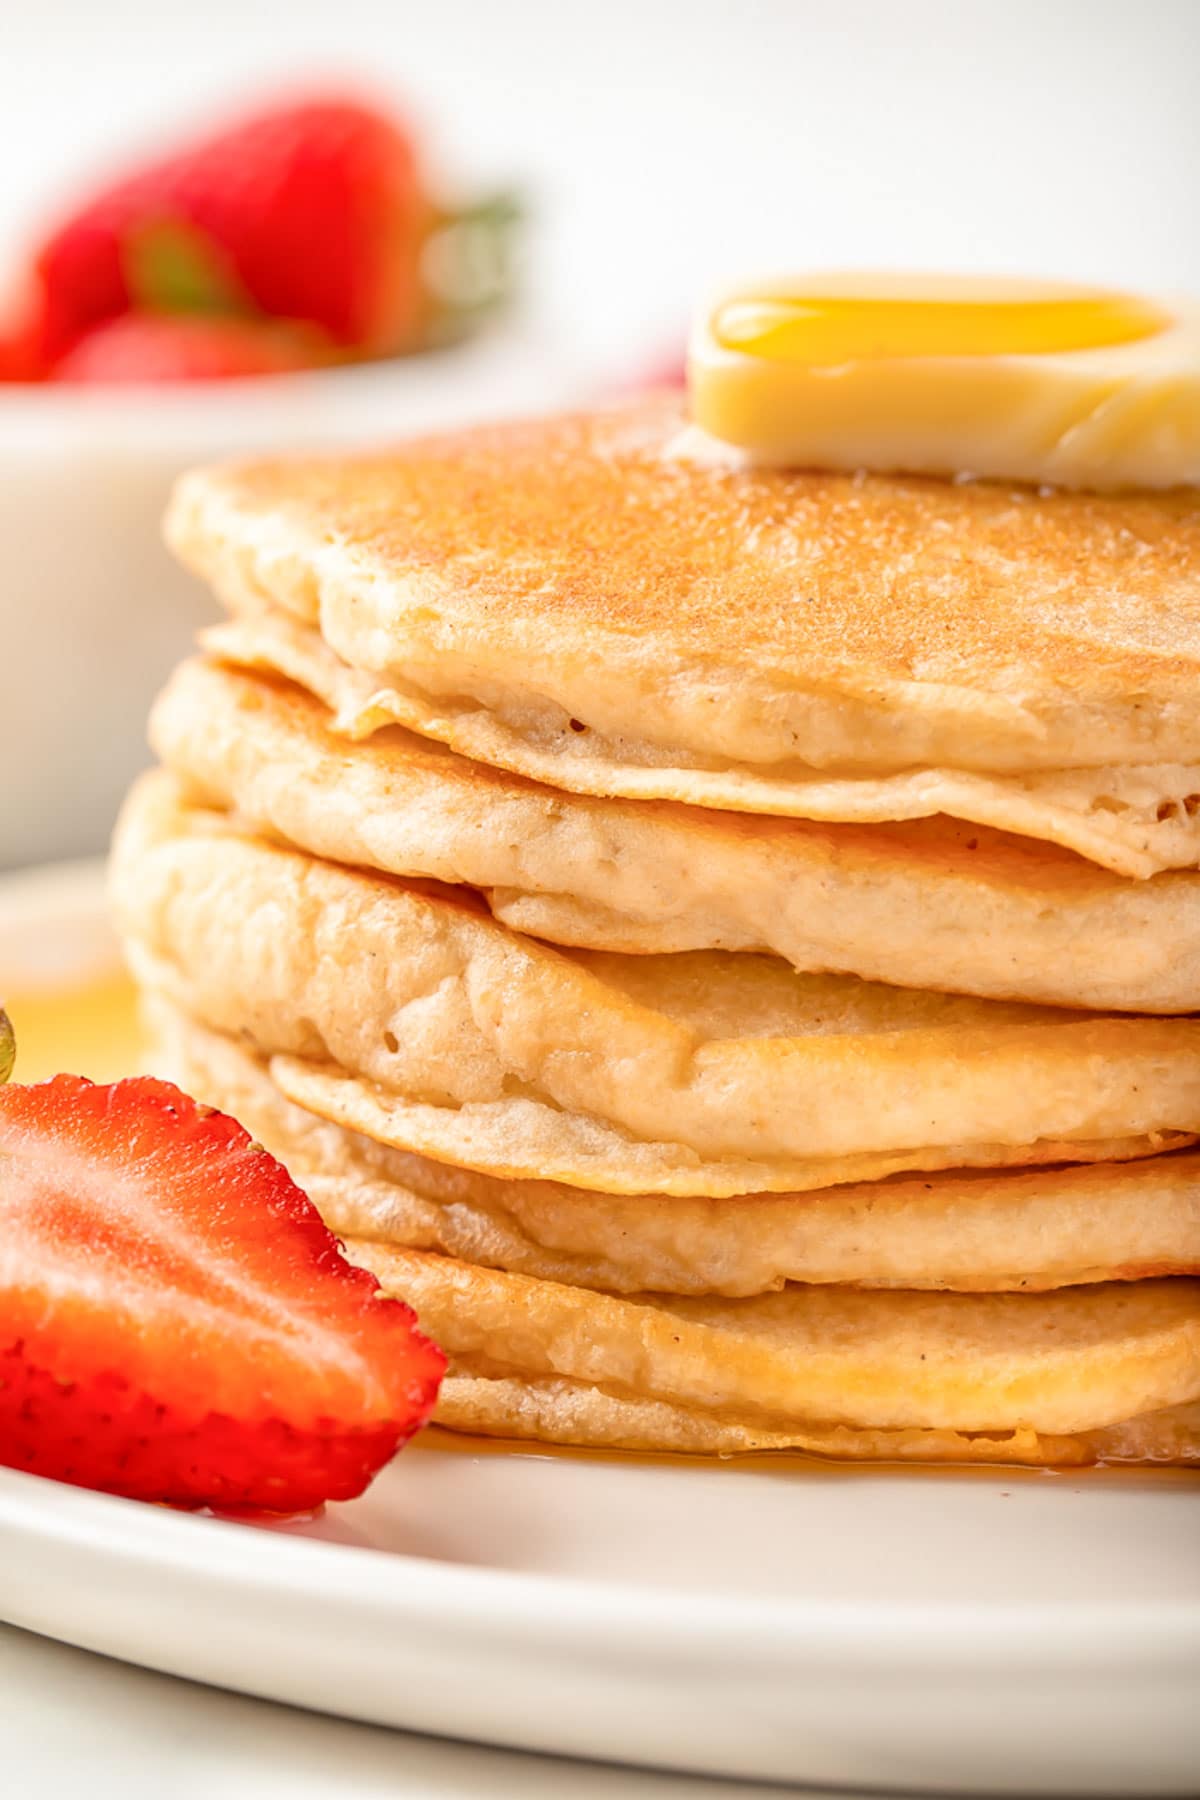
0, 330, 585, 870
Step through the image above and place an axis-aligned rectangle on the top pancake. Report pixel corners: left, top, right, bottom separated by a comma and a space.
166, 395, 1200, 778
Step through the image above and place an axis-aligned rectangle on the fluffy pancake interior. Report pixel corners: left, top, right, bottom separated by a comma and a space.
201, 606, 1200, 881
150, 655, 1200, 1013
431, 1375, 1200, 1466
153, 1002, 1200, 1297
143, 1000, 1200, 1467
341, 1242, 1200, 1439
110, 771, 1200, 1197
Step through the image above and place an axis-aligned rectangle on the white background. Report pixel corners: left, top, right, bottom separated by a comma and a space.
0, 0, 1196, 368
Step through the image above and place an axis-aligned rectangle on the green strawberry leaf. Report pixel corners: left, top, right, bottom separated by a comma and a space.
0, 1008, 14, 1085
422, 188, 525, 340
123, 220, 251, 317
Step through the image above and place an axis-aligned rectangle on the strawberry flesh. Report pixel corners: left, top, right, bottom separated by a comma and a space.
0, 1075, 445, 1508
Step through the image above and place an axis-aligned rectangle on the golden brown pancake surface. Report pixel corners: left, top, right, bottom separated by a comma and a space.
167, 397, 1200, 776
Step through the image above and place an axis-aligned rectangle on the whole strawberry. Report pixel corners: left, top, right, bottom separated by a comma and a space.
0, 1023, 445, 1511
34, 93, 431, 363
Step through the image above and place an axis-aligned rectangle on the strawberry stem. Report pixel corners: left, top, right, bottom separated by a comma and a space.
421, 188, 524, 340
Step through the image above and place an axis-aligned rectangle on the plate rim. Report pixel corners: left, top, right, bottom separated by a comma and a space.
2, 1463, 1198, 1671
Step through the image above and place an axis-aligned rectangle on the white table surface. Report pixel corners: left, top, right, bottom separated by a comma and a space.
0, 1623, 858, 1800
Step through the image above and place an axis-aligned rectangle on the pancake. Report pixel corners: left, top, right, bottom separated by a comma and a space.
111, 772, 1200, 1197
342, 1243, 1200, 1461
165, 397, 1200, 776
433, 1377, 1200, 1466
152, 655, 1200, 1013
204, 606, 1200, 882
155, 1003, 1200, 1296
268, 1059, 1190, 1207
164, 398, 1200, 861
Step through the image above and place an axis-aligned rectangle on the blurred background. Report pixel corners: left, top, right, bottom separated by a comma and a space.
1, 0, 1197, 869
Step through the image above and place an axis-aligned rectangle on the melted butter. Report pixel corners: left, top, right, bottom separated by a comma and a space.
414, 1427, 1200, 1481
3, 967, 143, 1084
713, 285, 1170, 365
689, 272, 1200, 490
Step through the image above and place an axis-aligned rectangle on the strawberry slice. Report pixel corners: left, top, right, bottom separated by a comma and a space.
0, 1061, 445, 1510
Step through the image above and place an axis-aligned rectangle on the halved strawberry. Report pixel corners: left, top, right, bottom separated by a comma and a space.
0, 1066, 445, 1509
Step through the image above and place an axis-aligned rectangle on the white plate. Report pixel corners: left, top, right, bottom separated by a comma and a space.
0, 863, 1197, 1796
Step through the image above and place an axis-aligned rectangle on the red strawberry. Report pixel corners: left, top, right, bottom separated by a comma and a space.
34, 93, 431, 361
0, 1059, 445, 1510
0, 322, 43, 381
52, 313, 330, 383
0, 284, 49, 381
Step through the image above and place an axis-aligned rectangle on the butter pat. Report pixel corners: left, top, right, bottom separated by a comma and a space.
688, 273, 1200, 490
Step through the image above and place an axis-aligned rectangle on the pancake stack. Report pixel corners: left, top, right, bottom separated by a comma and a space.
110, 397, 1200, 1465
